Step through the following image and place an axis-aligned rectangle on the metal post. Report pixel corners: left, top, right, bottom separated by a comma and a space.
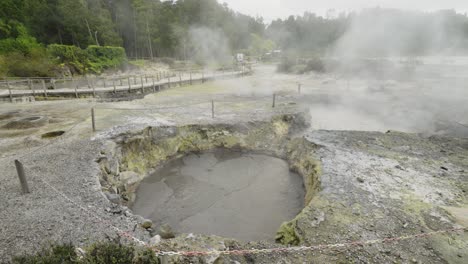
75, 86, 79, 98
42, 80, 48, 99
15, 160, 30, 194
7, 80, 12, 102
272, 93, 276, 108
91, 108, 96, 132
211, 100, 215, 118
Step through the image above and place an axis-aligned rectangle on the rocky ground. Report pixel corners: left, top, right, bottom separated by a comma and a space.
0, 65, 467, 263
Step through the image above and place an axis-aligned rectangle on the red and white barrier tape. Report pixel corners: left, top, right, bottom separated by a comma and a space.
153, 227, 466, 257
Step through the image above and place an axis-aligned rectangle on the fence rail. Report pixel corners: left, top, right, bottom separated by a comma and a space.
0, 69, 249, 102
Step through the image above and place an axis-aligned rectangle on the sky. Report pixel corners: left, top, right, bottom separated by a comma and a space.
221, 0, 468, 21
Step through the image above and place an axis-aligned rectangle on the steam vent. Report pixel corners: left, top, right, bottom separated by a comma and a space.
1, 5, 468, 262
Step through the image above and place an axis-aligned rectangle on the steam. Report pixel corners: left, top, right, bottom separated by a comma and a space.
187, 27, 232, 66
331, 9, 468, 57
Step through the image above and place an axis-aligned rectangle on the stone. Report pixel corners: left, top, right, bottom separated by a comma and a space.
141, 219, 153, 229
119, 171, 140, 186
104, 192, 120, 204
159, 224, 175, 239
357, 177, 365, 183
149, 235, 161, 246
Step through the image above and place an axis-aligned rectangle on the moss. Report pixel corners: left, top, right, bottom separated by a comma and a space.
401, 191, 433, 227
276, 220, 301, 245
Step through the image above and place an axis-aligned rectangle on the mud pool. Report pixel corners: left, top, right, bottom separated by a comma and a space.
131, 149, 305, 241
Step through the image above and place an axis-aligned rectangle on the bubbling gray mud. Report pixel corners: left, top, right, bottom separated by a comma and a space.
131, 149, 305, 241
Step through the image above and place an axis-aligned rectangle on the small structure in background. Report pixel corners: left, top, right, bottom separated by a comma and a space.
236, 53, 245, 63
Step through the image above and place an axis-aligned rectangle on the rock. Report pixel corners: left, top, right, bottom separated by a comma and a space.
75, 247, 86, 259
119, 171, 141, 186
395, 165, 405, 171
159, 224, 175, 239
141, 219, 153, 229
149, 235, 161, 246
357, 177, 365, 183
104, 192, 120, 204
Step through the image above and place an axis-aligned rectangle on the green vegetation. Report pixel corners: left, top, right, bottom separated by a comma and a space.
11, 242, 159, 264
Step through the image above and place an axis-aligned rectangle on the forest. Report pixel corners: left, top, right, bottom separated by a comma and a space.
2, 0, 468, 76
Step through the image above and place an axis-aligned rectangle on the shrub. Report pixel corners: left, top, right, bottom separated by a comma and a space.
48, 44, 89, 74
277, 56, 296, 73
12, 243, 78, 264
11, 242, 159, 264
305, 58, 325, 73
86, 45, 126, 73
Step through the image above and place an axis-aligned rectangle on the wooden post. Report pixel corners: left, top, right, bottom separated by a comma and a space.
133, 76, 137, 85
272, 93, 276, 108
92, 84, 96, 98
128, 77, 132, 92
28, 79, 32, 90
113, 80, 117, 93
103, 79, 107, 88
179, 73, 182, 86
152, 76, 156, 92
86, 76, 91, 88
51, 79, 56, 90
160, 255, 168, 264
145, 75, 148, 83
298, 83, 301, 94
42, 80, 48, 99
190, 71, 192, 85
211, 100, 215, 118
168, 77, 171, 88
15, 160, 30, 194
120, 78, 123, 86
140, 76, 144, 93
75, 86, 79, 98
7, 80, 12, 102
91, 108, 96, 132
31, 80, 36, 97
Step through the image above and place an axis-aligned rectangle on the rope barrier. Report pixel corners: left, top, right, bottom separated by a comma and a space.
154, 227, 466, 257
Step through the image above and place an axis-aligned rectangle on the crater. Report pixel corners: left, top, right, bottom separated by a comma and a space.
131, 148, 305, 241
41, 130, 66, 138
98, 114, 321, 244
2, 116, 48, 129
